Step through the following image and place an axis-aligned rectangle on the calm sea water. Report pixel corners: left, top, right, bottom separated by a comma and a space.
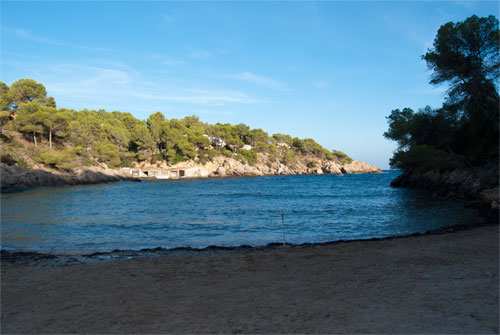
1, 171, 481, 253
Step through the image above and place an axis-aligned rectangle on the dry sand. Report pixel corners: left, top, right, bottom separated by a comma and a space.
1, 224, 499, 334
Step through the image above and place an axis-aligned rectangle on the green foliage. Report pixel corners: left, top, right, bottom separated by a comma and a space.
293, 138, 334, 160
172, 151, 189, 164
247, 128, 269, 149
0, 146, 31, 168
272, 133, 293, 146
267, 149, 278, 165
147, 111, 166, 152
92, 141, 121, 168
17, 158, 29, 169
36, 147, 82, 169
3, 78, 355, 171
119, 154, 136, 168
332, 150, 353, 163
176, 138, 196, 160
238, 149, 258, 165
282, 148, 296, 167
0, 110, 11, 126
386, 15, 499, 172
0, 82, 12, 111
423, 15, 499, 125
390, 145, 464, 173
197, 149, 217, 165
0, 153, 17, 165
15, 102, 44, 144
7, 79, 55, 110
306, 160, 317, 168
219, 147, 233, 157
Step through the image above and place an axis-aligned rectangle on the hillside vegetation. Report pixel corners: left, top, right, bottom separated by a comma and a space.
0, 79, 353, 172
384, 15, 499, 216
384, 15, 499, 173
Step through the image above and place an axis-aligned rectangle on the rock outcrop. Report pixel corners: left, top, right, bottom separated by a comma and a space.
390, 166, 499, 222
0, 164, 141, 192
137, 156, 382, 178
1, 155, 382, 192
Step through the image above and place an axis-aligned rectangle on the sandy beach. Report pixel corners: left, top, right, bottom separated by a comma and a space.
1, 224, 498, 334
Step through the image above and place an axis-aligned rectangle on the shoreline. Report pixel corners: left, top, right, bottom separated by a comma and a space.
1, 219, 496, 267
0, 157, 382, 193
2, 222, 498, 334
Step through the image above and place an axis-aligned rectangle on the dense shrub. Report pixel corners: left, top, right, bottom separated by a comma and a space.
2, 79, 352, 170
307, 161, 317, 168
390, 145, 464, 172
93, 141, 121, 168
332, 150, 353, 163
36, 147, 82, 169
238, 149, 257, 165
0, 153, 17, 165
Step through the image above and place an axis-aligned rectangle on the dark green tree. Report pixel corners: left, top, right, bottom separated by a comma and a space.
386, 15, 499, 171
0, 82, 12, 112
423, 15, 499, 121
8, 79, 56, 109
147, 112, 167, 153
423, 15, 499, 163
15, 102, 45, 146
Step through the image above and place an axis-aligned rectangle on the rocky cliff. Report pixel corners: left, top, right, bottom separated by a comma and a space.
391, 166, 499, 222
0, 164, 141, 192
1, 155, 382, 192
136, 155, 382, 177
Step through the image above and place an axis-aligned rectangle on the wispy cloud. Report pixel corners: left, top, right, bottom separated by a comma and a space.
227, 71, 291, 92
151, 53, 186, 66
380, 10, 438, 53
188, 49, 212, 60
4, 27, 112, 52
30, 61, 265, 111
312, 80, 328, 89
133, 89, 264, 106
161, 13, 173, 24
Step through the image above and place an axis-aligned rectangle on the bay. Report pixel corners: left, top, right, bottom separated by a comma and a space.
0, 170, 481, 253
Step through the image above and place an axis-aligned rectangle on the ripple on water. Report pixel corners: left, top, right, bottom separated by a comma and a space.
0, 171, 481, 253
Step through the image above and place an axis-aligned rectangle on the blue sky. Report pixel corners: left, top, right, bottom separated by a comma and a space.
1, 1, 498, 169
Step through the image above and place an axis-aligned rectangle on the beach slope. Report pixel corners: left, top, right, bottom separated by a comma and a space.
1, 225, 498, 334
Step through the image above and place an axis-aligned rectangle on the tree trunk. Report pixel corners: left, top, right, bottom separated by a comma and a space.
33, 131, 37, 147
49, 129, 52, 149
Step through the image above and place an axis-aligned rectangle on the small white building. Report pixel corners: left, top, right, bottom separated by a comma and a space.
180, 167, 210, 178
204, 135, 227, 148
124, 167, 209, 179
276, 142, 291, 149
242, 144, 253, 151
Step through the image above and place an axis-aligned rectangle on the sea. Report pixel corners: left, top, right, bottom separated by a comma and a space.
0, 170, 481, 254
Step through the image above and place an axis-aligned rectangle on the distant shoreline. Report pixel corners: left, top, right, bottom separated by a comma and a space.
0, 159, 382, 193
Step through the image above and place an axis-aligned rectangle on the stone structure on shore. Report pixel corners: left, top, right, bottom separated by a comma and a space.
132, 155, 382, 178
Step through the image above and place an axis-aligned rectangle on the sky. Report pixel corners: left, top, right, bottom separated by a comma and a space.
1, 1, 498, 169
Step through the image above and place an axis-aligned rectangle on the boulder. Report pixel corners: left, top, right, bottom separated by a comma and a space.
340, 160, 382, 174
216, 166, 227, 177
479, 187, 499, 209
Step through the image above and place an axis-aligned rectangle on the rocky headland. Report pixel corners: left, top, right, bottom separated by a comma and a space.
0, 156, 382, 192
0, 164, 141, 192
138, 155, 382, 177
390, 166, 499, 222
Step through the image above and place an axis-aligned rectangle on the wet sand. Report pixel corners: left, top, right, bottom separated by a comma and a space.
1, 224, 498, 334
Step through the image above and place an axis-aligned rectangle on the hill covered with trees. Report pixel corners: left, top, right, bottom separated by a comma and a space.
0, 79, 379, 181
